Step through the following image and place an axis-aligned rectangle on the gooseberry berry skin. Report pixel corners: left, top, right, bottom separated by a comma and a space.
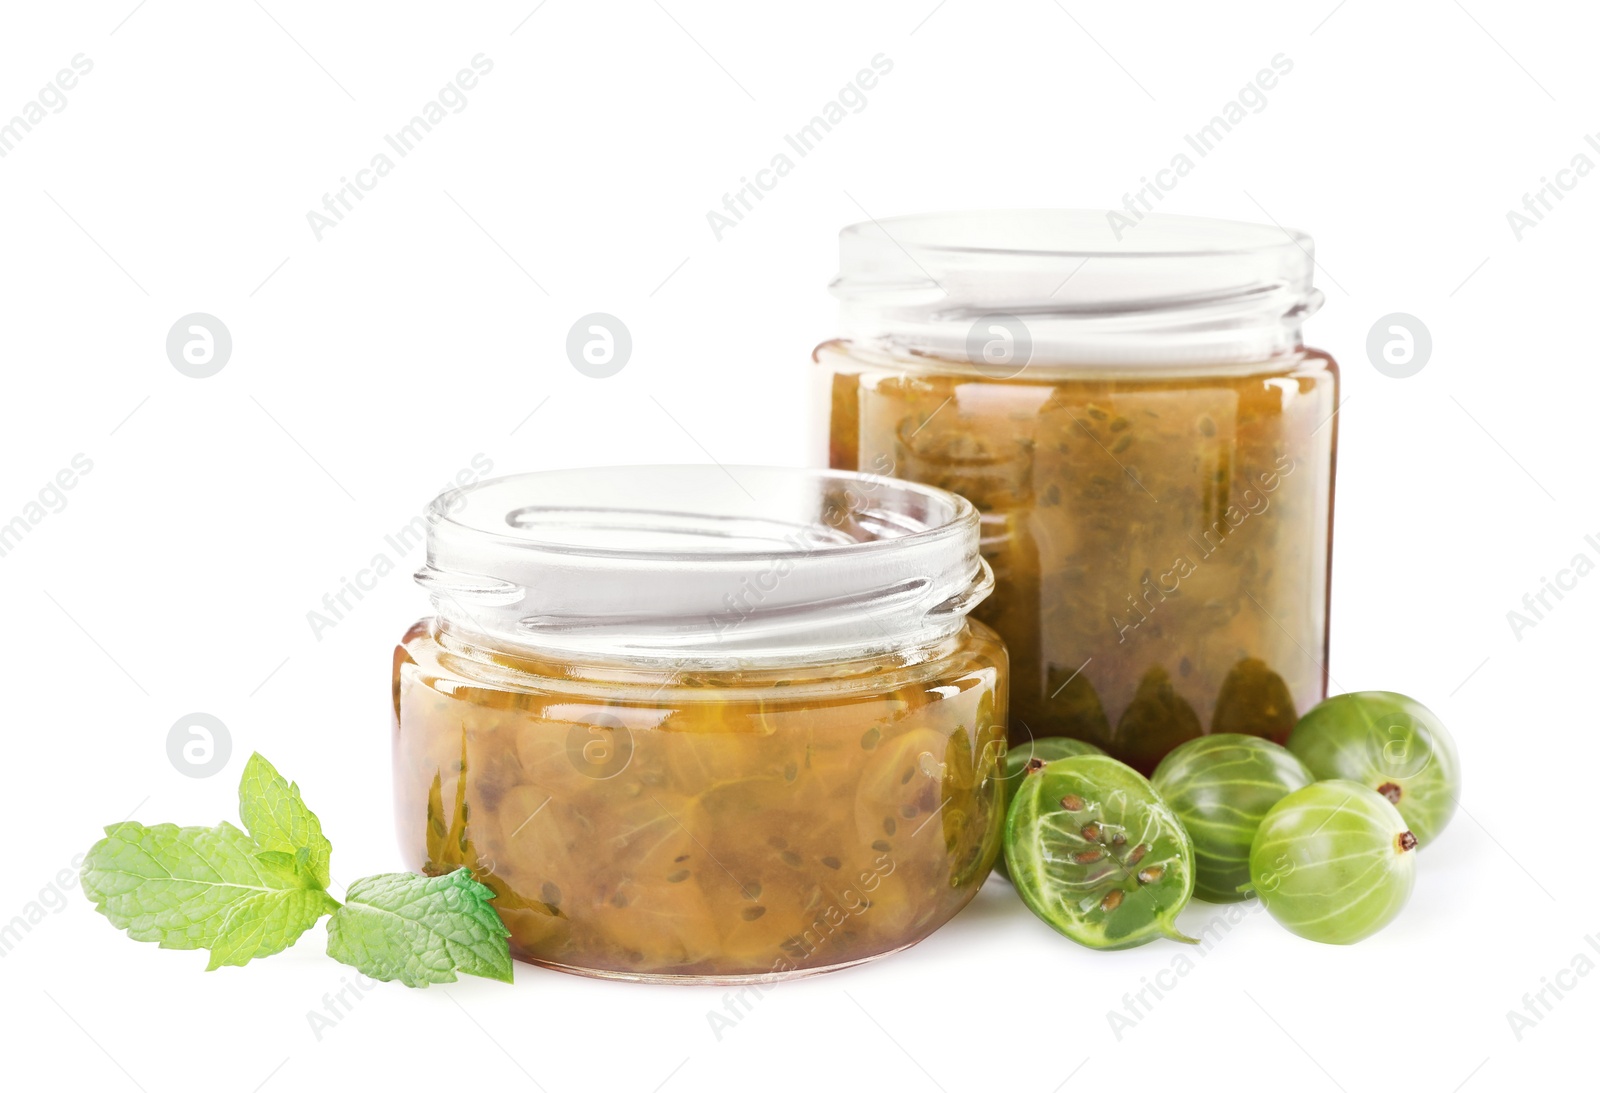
1150, 734, 1313, 904
998, 737, 1105, 809
1286, 691, 1460, 847
993, 737, 1106, 881
1249, 780, 1417, 945
1004, 755, 1196, 950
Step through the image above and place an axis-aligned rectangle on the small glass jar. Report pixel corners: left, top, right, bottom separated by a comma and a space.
391, 465, 1007, 983
817, 211, 1337, 774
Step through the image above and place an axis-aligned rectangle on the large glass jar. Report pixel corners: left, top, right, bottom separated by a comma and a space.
391, 466, 1006, 983
818, 211, 1336, 774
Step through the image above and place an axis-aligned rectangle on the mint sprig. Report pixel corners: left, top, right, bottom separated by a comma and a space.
327, 871, 512, 987
81, 753, 512, 988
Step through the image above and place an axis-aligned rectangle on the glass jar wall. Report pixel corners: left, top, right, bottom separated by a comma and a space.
818, 211, 1337, 774
392, 466, 1007, 982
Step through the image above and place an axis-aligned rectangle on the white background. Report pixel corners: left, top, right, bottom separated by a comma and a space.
0, 2, 1592, 1090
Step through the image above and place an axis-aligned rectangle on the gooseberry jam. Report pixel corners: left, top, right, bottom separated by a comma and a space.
819, 211, 1337, 773
391, 466, 1007, 982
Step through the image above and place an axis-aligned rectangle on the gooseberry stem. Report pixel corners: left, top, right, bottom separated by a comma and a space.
1160, 921, 1200, 945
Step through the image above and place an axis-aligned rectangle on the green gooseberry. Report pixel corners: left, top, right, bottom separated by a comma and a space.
1287, 691, 1460, 846
1211, 657, 1297, 742
998, 736, 1105, 808
1110, 665, 1201, 775
1042, 663, 1112, 751
1150, 734, 1313, 903
1249, 780, 1417, 945
993, 736, 1105, 881
1005, 755, 1196, 950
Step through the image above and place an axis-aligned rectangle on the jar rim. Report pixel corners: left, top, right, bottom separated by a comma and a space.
415, 465, 992, 664
428, 465, 975, 561
830, 209, 1322, 369
836, 208, 1311, 261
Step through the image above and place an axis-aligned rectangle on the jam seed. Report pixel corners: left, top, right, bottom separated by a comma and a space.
1061, 794, 1085, 812
1137, 866, 1163, 885
1081, 822, 1102, 840
666, 869, 690, 883
1101, 889, 1124, 911
1073, 849, 1104, 864
821, 856, 842, 870
742, 906, 767, 921
1126, 844, 1148, 866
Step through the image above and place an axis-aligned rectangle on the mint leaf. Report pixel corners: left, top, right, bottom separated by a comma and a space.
205, 886, 340, 971
82, 821, 337, 967
238, 752, 333, 888
82, 755, 510, 988
325, 869, 512, 987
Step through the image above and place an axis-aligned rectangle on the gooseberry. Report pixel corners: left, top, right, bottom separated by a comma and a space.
1211, 657, 1297, 742
1150, 733, 1312, 903
1249, 780, 1417, 944
993, 736, 1105, 881
998, 736, 1105, 807
1110, 665, 1202, 774
1286, 691, 1459, 846
1005, 754, 1196, 950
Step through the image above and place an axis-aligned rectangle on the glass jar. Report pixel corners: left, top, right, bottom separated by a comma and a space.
391, 465, 1007, 983
818, 210, 1336, 774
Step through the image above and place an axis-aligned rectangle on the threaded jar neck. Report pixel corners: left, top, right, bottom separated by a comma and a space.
830, 209, 1323, 372
415, 465, 992, 667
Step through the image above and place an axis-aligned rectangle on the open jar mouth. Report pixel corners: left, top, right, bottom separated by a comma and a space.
830, 209, 1323, 370
415, 465, 991, 666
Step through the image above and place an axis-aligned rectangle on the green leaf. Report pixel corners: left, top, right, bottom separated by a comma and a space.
325, 869, 512, 987
238, 752, 333, 888
82, 821, 338, 967
81, 756, 514, 988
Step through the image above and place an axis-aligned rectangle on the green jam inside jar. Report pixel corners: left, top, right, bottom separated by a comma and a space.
822, 344, 1336, 773
392, 619, 1007, 982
